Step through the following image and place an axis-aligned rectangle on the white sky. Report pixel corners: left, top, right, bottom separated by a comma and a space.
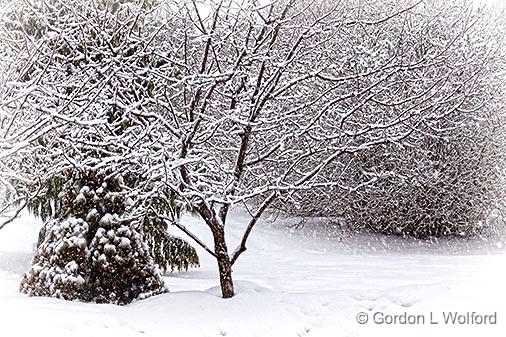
474, 0, 505, 7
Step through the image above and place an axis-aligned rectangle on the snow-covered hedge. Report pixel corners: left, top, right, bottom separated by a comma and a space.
281, 123, 506, 238
271, 2, 506, 238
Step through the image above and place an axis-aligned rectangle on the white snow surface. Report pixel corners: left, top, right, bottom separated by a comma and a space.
0, 209, 505, 337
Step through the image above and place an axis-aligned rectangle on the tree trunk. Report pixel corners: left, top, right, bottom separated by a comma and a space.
216, 247, 234, 298
197, 204, 235, 298
213, 228, 234, 298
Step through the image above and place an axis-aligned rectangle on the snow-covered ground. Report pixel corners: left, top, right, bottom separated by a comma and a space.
0, 209, 505, 337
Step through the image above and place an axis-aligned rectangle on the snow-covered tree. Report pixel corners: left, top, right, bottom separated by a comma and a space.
136, 0, 504, 297
20, 169, 167, 304
0, 0, 197, 303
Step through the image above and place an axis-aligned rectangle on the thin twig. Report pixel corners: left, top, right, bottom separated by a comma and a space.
0, 201, 26, 231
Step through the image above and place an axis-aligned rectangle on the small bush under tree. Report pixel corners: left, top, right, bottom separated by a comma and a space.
20, 169, 168, 304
